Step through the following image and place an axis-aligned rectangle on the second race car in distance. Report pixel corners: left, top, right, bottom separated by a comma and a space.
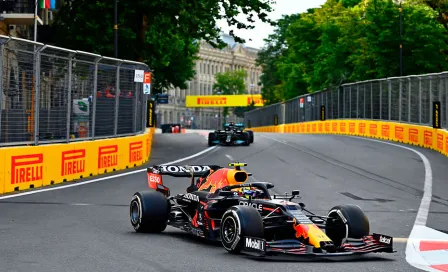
129, 162, 395, 259
208, 122, 253, 146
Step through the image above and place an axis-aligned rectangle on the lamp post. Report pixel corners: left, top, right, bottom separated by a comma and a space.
114, 0, 118, 58
399, 1, 403, 76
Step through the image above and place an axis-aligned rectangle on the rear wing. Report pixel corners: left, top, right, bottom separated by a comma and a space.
147, 165, 222, 177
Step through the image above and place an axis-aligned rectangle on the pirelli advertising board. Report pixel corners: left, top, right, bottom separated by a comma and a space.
186, 94, 264, 107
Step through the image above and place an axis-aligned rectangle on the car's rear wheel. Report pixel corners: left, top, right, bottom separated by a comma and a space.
220, 205, 264, 254
130, 191, 170, 233
242, 132, 250, 146
325, 204, 370, 246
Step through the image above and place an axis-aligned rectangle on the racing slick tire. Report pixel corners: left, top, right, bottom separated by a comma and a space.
242, 132, 251, 146
220, 205, 264, 254
130, 191, 170, 233
208, 132, 217, 146
246, 130, 254, 143
325, 204, 370, 246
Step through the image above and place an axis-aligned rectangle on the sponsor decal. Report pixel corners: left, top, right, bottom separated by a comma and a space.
332, 122, 338, 132
307, 124, 310, 132
382, 124, 390, 138
62, 149, 85, 176
146, 138, 150, 157
197, 97, 227, 105
312, 123, 316, 132
292, 220, 309, 239
409, 128, 419, 143
183, 193, 200, 202
148, 173, 161, 184
159, 165, 211, 173
379, 235, 392, 244
325, 122, 330, 132
11, 154, 44, 184
247, 96, 263, 105
318, 123, 323, 132
395, 126, 404, 141
98, 145, 118, 169
369, 124, 377, 136
424, 131, 433, 146
340, 122, 346, 133
239, 201, 263, 211
437, 134, 443, 151
245, 237, 265, 251
446, 136, 448, 154
359, 122, 366, 134
349, 122, 355, 134
129, 141, 143, 163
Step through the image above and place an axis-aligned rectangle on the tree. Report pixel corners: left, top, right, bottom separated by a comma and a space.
256, 14, 300, 105
212, 69, 247, 120
51, 0, 275, 94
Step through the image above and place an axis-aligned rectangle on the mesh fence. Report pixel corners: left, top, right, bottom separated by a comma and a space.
0, 36, 150, 146
244, 73, 448, 129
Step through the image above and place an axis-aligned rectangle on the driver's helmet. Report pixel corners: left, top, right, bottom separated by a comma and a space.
233, 187, 264, 199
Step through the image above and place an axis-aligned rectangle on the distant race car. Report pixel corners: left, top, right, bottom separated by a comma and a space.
208, 122, 254, 146
129, 162, 394, 259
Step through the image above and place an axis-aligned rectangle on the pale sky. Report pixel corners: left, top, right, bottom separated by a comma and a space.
216, 0, 327, 49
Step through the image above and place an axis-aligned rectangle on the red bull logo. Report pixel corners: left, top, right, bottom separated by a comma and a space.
292, 219, 332, 248
293, 220, 310, 240
129, 141, 143, 163
98, 145, 118, 169
11, 154, 44, 184
62, 149, 85, 176
198, 168, 229, 193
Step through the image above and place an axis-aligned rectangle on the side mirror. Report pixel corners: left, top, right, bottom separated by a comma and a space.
218, 191, 234, 197
292, 190, 300, 196
299, 202, 305, 208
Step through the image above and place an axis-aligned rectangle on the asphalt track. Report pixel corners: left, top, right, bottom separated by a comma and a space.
1, 132, 448, 272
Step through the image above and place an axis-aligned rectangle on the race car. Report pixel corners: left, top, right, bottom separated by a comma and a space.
129, 162, 394, 259
208, 122, 253, 146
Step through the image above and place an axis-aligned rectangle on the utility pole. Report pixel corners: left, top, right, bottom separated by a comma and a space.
399, 1, 403, 76
114, 0, 118, 58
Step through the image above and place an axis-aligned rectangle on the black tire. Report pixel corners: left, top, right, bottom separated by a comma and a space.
242, 132, 250, 146
220, 205, 264, 254
130, 191, 170, 233
208, 132, 217, 146
325, 204, 370, 246
246, 130, 254, 143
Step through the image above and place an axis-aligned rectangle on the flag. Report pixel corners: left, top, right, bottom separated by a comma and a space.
39, 0, 50, 8
50, 0, 56, 9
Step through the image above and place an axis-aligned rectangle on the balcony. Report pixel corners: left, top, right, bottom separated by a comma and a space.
0, 0, 43, 26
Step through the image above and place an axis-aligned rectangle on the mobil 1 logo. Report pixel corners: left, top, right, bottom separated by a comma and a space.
243, 237, 265, 253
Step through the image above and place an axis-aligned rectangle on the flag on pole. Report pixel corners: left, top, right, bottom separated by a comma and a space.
39, 0, 50, 9
50, 0, 56, 9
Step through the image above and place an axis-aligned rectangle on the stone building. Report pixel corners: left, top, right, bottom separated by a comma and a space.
156, 33, 263, 129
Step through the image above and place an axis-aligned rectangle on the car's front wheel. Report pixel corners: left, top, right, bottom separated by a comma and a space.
220, 205, 264, 254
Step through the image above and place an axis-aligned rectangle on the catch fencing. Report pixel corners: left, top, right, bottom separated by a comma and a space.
245, 73, 448, 129
0, 35, 150, 146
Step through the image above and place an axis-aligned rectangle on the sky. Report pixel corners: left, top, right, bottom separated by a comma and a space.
216, 0, 327, 49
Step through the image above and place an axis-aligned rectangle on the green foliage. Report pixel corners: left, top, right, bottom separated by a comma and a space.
212, 69, 248, 119
51, 0, 275, 94
256, 0, 448, 103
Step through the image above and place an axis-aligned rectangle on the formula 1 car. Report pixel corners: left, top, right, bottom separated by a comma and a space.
208, 122, 254, 146
129, 162, 394, 259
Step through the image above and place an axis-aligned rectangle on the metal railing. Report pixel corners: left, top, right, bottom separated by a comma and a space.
0, 35, 150, 146
244, 73, 448, 129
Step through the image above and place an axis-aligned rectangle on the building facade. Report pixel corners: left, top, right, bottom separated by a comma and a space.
156, 33, 263, 129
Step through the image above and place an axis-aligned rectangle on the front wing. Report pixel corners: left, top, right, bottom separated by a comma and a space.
242, 234, 394, 259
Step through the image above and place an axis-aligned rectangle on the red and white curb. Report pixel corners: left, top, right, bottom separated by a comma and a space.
406, 225, 448, 272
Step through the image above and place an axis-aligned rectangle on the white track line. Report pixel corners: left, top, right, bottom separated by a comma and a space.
0, 146, 217, 200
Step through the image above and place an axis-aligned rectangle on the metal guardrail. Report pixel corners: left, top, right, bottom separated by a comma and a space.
0, 35, 150, 146
244, 73, 448, 129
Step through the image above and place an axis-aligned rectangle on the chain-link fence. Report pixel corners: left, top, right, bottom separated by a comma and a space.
245, 73, 448, 130
0, 35, 150, 146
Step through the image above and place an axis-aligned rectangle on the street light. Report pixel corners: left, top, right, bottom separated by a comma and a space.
114, 0, 118, 58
